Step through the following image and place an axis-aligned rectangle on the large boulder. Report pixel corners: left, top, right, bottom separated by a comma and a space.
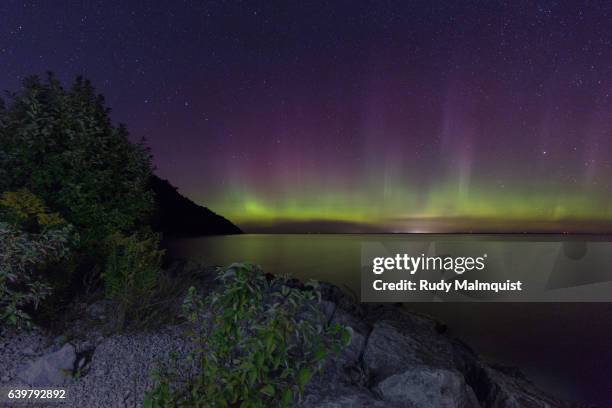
362, 318, 459, 381
375, 365, 480, 408
314, 299, 581, 408
17, 343, 76, 386
480, 365, 578, 408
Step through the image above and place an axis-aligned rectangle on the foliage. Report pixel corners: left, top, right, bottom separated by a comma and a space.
0, 190, 77, 328
0, 73, 154, 249
0, 189, 65, 230
143, 263, 350, 407
102, 230, 165, 330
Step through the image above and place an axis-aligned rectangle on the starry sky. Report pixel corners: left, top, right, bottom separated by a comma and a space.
2, 1, 611, 232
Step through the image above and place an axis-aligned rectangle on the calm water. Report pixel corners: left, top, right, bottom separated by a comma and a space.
167, 234, 612, 405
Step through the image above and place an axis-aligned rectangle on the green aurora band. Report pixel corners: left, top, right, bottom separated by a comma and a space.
201, 181, 612, 233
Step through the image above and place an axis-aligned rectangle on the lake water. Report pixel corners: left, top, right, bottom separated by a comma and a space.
166, 234, 612, 405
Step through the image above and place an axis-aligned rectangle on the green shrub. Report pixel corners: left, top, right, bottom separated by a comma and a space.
144, 263, 350, 407
103, 230, 165, 330
0, 189, 65, 230
0, 190, 78, 329
0, 73, 154, 251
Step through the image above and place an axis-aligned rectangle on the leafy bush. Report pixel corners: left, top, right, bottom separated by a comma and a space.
103, 230, 165, 330
144, 263, 350, 407
0, 189, 65, 230
0, 73, 154, 249
0, 190, 77, 328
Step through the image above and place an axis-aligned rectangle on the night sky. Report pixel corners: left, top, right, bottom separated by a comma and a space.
2, 1, 611, 232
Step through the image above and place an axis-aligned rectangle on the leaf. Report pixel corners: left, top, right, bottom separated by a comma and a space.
297, 367, 313, 392
280, 388, 293, 407
141, 394, 153, 408
248, 369, 257, 386
259, 384, 275, 397
314, 345, 328, 362
342, 326, 353, 346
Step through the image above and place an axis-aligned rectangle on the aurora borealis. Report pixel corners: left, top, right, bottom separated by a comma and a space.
2, 1, 611, 232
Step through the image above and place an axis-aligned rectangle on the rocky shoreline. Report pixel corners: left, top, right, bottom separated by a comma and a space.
0, 278, 588, 408
304, 283, 587, 407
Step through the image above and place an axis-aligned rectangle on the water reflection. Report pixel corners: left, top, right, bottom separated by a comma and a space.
166, 234, 612, 405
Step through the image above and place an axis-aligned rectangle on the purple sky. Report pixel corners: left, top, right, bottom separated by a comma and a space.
2, 1, 611, 231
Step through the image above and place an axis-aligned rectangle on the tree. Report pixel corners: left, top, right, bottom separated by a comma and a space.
0, 73, 153, 250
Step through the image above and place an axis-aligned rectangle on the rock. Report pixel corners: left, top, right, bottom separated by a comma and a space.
22, 346, 36, 356
0, 279, 583, 407
331, 307, 370, 335
53, 335, 68, 347
302, 385, 392, 407
313, 392, 391, 407
481, 365, 572, 408
304, 289, 581, 408
77, 357, 87, 370
87, 300, 110, 320
17, 343, 76, 386
362, 319, 458, 381
75, 339, 95, 353
320, 300, 336, 322
319, 282, 363, 317
375, 366, 480, 408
